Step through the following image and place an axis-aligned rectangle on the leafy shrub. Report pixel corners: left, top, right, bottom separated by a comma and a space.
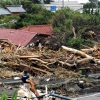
68, 37, 84, 49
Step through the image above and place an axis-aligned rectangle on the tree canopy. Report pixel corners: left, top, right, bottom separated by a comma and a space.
52, 8, 100, 49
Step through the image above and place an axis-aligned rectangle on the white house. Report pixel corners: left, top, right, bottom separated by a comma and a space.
43, 1, 83, 13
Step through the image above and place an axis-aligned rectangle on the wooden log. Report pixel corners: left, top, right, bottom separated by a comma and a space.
58, 61, 76, 67
30, 66, 51, 75
71, 26, 76, 38
61, 46, 93, 58
28, 58, 48, 64
26, 78, 41, 100
16, 55, 40, 58
81, 48, 96, 53
81, 42, 98, 53
20, 64, 51, 74
76, 58, 94, 64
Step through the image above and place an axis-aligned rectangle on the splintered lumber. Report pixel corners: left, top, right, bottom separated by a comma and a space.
81, 45, 98, 53
26, 78, 41, 100
71, 26, 76, 38
81, 48, 97, 53
0, 38, 16, 51
61, 46, 93, 58
93, 54, 100, 59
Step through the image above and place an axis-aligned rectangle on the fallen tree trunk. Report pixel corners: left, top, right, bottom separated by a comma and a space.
61, 46, 93, 58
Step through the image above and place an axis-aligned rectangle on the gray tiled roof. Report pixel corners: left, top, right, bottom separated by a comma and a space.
6, 5, 26, 13
0, 8, 11, 15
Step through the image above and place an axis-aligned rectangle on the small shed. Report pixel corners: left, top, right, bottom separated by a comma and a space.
20, 24, 53, 43
6, 5, 26, 15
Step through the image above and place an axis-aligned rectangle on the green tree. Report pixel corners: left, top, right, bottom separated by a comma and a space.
83, 0, 100, 14
52, 8, 100, 48
68, 37, 84, 49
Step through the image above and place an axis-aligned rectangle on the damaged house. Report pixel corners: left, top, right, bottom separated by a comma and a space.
0, 24, 53, 47
0, 28, 37, 47
20, 24, 53, 44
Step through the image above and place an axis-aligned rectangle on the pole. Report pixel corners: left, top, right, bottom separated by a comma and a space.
62, 0, 64, 8
42, 0, 44, 7
97, 0, 98, 12
45, 85, 48, 94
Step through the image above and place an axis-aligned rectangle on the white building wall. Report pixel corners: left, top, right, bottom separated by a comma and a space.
43, 1, 83, 13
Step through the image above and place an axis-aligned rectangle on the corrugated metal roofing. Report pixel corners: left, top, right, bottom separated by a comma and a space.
6, 5, 26, 13
0, 8, 11, 15
20, 24, 53, 35
0, 28, 37, 46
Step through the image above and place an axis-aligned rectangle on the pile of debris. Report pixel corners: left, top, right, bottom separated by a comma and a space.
0, 38, 100, 97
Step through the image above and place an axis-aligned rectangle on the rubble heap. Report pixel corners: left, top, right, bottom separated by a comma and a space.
0, 38, 100, 97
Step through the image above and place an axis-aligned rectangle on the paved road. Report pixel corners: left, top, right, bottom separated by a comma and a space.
76, 93, 100, 100
1, 79, 100, 100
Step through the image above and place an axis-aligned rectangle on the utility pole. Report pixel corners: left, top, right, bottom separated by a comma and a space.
97, 0, 98, 12
62, 0, 64, 8
42, 0, 44, 7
